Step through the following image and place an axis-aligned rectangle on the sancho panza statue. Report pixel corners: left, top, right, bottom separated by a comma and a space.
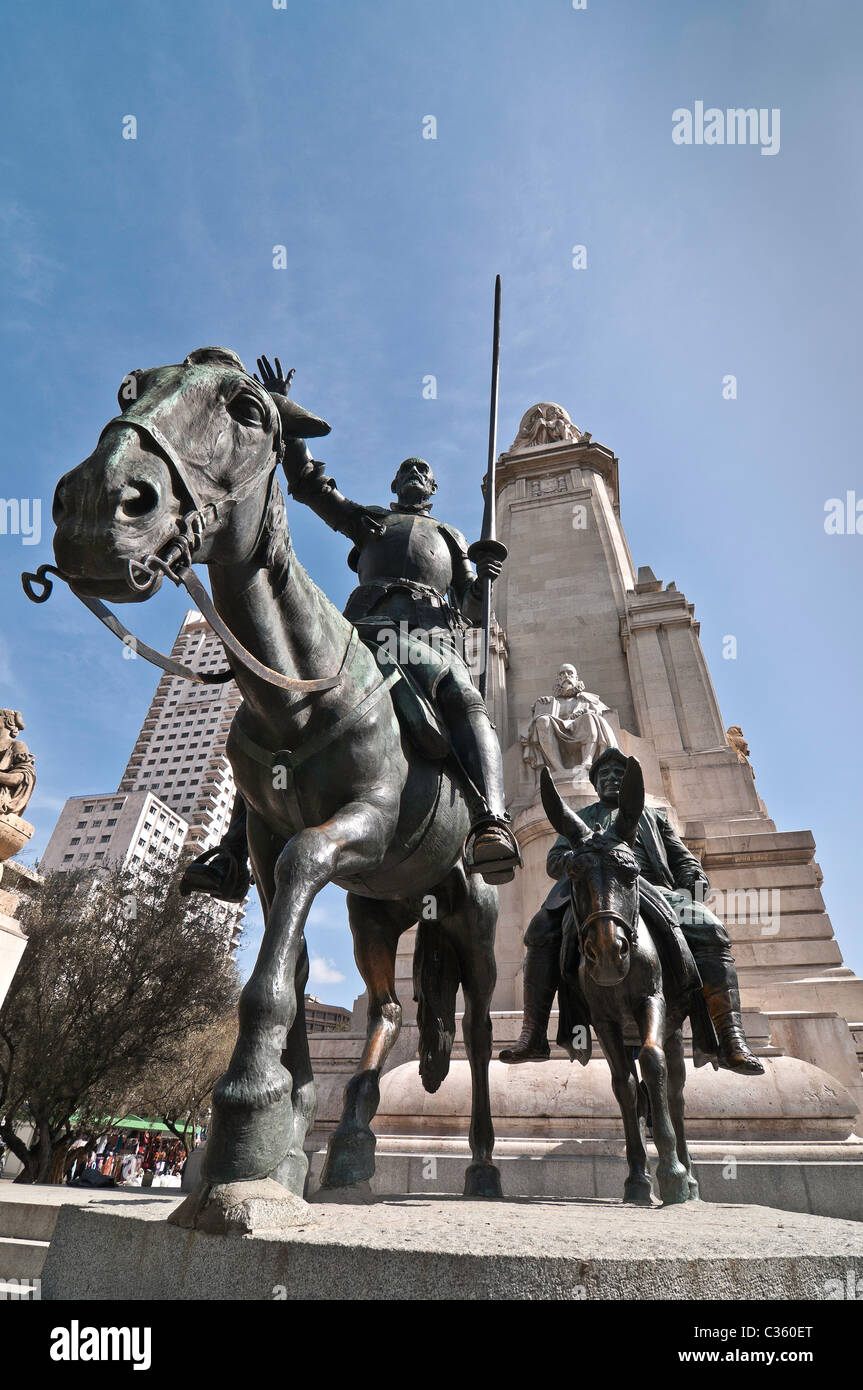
521, 663, 617, 783
501, 745, 764, 1075
182, 361, 521, 896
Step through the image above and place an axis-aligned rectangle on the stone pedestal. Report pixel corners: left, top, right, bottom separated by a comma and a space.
39, 1193, 863, 1301
0, 816, 33, 1010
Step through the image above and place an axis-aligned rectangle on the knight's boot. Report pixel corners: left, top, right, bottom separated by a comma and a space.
703, 983, 765, 1075
499, 944, 556, 1063
454, 705, 522, 885
180, 798, 251, 903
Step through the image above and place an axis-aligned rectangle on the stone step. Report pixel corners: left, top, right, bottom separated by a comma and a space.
0, 1235, 49, 1281
0, 1198, 61, 1243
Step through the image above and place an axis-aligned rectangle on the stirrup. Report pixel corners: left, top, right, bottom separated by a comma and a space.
463, 815, 522, 885
180, 846, 251, 903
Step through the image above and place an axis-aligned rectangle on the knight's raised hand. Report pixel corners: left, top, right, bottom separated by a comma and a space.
255, 355, 295, 398
280, 437, 315, 491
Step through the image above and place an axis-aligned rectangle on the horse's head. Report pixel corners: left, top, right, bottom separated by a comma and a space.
540, 759, 644, 986
52, 347, 328, 603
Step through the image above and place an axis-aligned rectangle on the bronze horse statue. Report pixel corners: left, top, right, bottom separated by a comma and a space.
43, 346, 503, 1226
540, 761, 704, 1206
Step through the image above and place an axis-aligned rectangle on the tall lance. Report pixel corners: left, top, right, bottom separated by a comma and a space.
468, 275, 508, 701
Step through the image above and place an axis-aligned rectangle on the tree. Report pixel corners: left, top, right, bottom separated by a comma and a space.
0, 864, 239, 1183
129, 1012, 236, 1156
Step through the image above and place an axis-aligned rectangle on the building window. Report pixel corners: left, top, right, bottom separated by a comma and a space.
76, 821, 86, 829
85, 836, 95, 845
107, 818, 116, 826
71, 837, 80, 846
100, 835, 110, 843
63, 854, 73, 862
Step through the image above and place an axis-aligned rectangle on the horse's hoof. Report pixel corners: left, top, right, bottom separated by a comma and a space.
658, 1163, 691, 1206
319, 1127, 376, 1189
272, 1147, 310, 1199
687, 1176, 701, 1201
168, 1179, 316, 1234
463, 1162, 503, 1199
313, 1180, 375, 1205
204, 1090, 295, 1186
623, 1176, 654, 1206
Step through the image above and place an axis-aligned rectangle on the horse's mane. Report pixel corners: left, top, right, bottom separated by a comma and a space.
262, 479, 292, 598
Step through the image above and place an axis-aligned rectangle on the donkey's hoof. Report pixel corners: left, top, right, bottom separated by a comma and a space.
168, 1179, 316, 1235
623, 1176, 654, 1206
319, 1126, 376, 1189
658, 1163, 691, 1206
464, 1161, 503, 1199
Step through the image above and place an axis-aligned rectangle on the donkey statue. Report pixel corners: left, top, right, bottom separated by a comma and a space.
38, 346, 503, 1229
540, 761, 705, 1206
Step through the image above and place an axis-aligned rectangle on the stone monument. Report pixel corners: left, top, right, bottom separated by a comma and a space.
0, 709, 36, 1007
308, 400, 863, 1220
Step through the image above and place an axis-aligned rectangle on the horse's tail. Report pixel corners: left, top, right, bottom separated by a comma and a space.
413, 918, 461, 1094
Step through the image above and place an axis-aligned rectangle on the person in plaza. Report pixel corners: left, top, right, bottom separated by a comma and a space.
182, 356, 521, 897
500, 745, 764, 1074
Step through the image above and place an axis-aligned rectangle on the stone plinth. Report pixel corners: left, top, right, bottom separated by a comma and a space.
39, 1194, 863, 1301
0, 912, 27, 1005
375, 1057, 857, 1144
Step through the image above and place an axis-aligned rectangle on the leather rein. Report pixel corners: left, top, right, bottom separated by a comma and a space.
21, 411, 346, 696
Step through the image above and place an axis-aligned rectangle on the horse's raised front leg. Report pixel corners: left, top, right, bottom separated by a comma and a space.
634, 994, 689, 1205
597, 1019, 652, 1205
319, 895, 414, 1192
665, 1027, 699, 1201
205, 801, 388, 1189
443, 870, 503, 1199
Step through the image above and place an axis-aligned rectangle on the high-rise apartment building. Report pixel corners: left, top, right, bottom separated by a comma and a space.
116, 610, 242, 854
41, 610, 245, 948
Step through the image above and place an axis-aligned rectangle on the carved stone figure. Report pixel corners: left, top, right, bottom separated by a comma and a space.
521, 664, 617, 783
510, 402, 581, 452
0, 711, 36, 818
727, 725, 753, 772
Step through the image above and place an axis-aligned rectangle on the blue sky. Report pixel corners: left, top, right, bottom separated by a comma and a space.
2, 0, 862, 1005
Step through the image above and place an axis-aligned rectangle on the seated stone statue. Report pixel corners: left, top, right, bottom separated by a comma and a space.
0, 710, 36, 818
500, 745, 764, 1075
521, 664, 617, 783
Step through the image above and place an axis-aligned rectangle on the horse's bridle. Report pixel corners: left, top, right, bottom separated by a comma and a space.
22, 406, 347, 696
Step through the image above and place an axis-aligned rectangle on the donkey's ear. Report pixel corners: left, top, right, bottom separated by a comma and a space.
613, 757, 644, 846
540, 768, 592, 846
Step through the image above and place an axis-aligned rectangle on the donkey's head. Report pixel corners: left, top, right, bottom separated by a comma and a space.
540, 759, 644, 986
52, 347, 328, 603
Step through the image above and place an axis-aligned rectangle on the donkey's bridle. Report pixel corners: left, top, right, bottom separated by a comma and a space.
577, 892, 640, 945
22, 409, 346, 696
